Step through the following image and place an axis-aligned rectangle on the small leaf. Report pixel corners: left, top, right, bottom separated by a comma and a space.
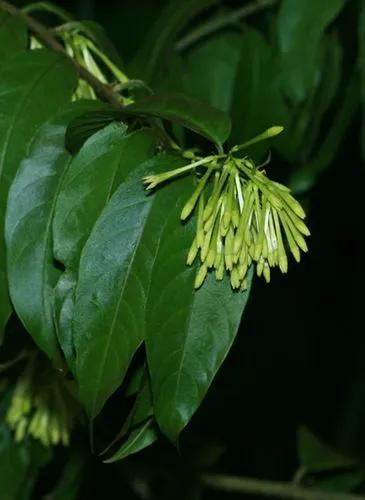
104, 419, 158, 463
277, 0, 346, 103
5, 102, 95, 361
127, 93, 231, 146
298, 427, 355, 473
0, 49, 77, 338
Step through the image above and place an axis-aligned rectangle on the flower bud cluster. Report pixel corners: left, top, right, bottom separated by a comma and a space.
6, 359, 76, 447
144, 128, 309, 291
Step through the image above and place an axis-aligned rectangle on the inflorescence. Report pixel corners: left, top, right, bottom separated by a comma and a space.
6, 356, 77, 447
144, 127, 310, 291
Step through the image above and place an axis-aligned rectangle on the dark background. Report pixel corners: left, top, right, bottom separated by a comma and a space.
8, 0, 365, 498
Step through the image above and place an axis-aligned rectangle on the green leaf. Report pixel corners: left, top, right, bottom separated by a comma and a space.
65, 107, 124, 153
102, 371, 154, 457
73, 154, 186, 417
183, 31, 243, 113
0, 417, 51, 500
0, 10, 27, 55
53, 125, 156, 370
129, 0, 218, 82
230, 28, 289, 158
47, 451, 85, 500
290, 74, 359, 194
0, 50, 77, 338
147, 265, 252, 443
5, 102, 97, 362
127, 93, 231, 146
298, 427, 355, 473
277, 0, 345, 103
54, 124, 156, 272
104, 418, 158, 463
295, 427, 364, 493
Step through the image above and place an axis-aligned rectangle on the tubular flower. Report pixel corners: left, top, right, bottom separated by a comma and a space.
143, 127, 309, 290
6, 356, 78, 447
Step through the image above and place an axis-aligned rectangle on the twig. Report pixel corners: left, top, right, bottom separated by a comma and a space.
202, 474, 365, 500
0, 0, 123, 109
176, 0, 278, 52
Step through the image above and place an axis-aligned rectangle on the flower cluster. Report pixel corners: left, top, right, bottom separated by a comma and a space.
6, 357, 77, 447
144, 127, 309, 291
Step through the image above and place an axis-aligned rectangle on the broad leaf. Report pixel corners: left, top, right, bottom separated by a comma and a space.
129, 0, 218, 82
127, 93, 231, 146
104, 419, 158, 464
277, 0, 345, 103
5, 102, 97, 362
0, 10, 27, 56
146, 261, 252, 443
53, 124, 156, 271
183, 31, 243, 113
230, 28, 289, 157
290, 75, 359, 194
53, 125, 156, 370
0, 50, 77, 338
65, 107, 123, 153
73, 154, 187, 417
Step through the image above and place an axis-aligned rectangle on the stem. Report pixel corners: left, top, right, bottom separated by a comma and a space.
0, 0, 124, 109
176, 0, 278, 52
202, 474, 364, 500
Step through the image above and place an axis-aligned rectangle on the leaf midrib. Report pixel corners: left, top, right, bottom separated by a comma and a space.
88, 196, 154, 417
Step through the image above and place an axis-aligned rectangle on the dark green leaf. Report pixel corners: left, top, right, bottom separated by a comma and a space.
129, 0, 218, 82
127, 93, 231, 146
298, 427, 355, 473
146, 261, 252, 442
277, 0, 345, 103
65, 107, 124, 153
53, 125, 156, 370
104, 419, 158, 463
0, 50, 77, 338
102, 371, 154, 456
290, 74, 359, 194
54, 124, 156, 272
73, 154, 186, 417
47, 451, 85, 500
0, 10, 27, 55
5, 102, 96, 362
0, 418, 51, 500
295, 428, 364, 493
301, 32, 343, 159
183, 31, 243, 113
230, 27, 289, 158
